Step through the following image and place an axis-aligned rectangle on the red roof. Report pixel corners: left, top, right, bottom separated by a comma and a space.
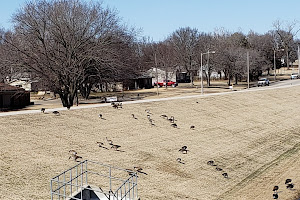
0, 83, 25, 91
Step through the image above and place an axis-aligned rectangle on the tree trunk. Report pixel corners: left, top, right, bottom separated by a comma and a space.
57, 83, 77, 108
235, 74, 238, 85
80, 83, 92, 100
190, 71, 194, 86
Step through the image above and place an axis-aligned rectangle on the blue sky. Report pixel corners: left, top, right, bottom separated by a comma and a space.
1, 0, 300, 41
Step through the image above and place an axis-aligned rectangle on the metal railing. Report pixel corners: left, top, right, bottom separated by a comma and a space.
50, 160, 138, 200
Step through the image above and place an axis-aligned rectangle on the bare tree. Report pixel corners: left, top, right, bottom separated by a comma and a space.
273, 20, 299, 69
154, 40, 176, 89
194, 32, 216, 86
3, 0, 134, 107
170, 27, 198, 85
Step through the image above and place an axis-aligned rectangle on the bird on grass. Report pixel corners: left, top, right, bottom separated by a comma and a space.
179, 146, 188, 154
273, 193, 278, 199
286, 183, 294, 189
53, 111, 60, 115
207, 160, 214, 166
272, 185, 279, 192
41, 108, 45, 113
132, 114, 137, 119
176, 158, 185, 164
171, 123, 177, 128
106, 137, 113, 145
216, 167, 223, 171
285, 179, 292, 184
111, 144, 121, 151
222, 173, 228, 178
68, 150, 82, 162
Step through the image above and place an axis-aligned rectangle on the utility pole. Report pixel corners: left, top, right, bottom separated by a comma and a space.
154, 53, 159, 96
247, 51, 249, 89
274, 49, 276, 81
200, 53, 203, 95
298, 45, 300, 75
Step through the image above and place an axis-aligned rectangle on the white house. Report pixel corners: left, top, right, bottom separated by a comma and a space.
146, 68, 177, 86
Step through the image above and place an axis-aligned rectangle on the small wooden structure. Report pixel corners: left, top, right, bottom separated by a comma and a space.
0, 83, 30, 110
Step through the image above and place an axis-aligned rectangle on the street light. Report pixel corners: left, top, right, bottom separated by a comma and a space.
273, 48, 284, 81
200, 50, 215, 95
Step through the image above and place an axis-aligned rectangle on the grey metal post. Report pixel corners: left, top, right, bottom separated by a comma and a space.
76, 166, 78, 192
247, 51, 250, 89
70, 170, 72, 196
132, 176, 134, 199
274, 49, 276, 81
298, 45, 300, 75
136, 174, 138, 199
50, 180, 53, 200
109, 167, 112, 198
85, 161, 88, 185
63, 172, 66, 199
128, 181, 131, 199
155, 53, 159, 96
58, 177, 60, 200
81, 163, 83, 199
200, 53, 203, 95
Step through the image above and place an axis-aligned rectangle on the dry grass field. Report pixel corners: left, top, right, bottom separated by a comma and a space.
1, 86, 300, 200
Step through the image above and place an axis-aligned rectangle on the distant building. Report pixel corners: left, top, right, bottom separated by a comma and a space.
146, 68, 177, 86
8, 79, 32, 91
0, 83, 30, 110
292, 60, 299, 69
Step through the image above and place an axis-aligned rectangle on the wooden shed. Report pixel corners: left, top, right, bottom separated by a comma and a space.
0, 83, 30, 110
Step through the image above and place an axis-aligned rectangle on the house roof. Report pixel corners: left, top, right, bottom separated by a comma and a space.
0, 83, 25, 92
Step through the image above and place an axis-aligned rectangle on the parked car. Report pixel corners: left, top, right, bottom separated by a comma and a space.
257, 78, 270, 86
154, 80, 178, 87
291, 73, 299, 79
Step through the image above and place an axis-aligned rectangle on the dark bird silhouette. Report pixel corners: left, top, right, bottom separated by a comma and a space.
171, 123, 177, 128
216, 167, 223, 171
207, 160, 214, 166
273, 185, 279, 192
68, 150, 82, 162
196, 102, 199, 103
285, 179, 292, 184
96, 142, 108, 149
126, 169, 135, 176
99, 114, 103, 119
222, 173, 228, 178
111, 144, 121, 151
134, 166, 148, 175
41, 108, 45, 113
106, 137, 113, 145
177, 158, 185, 164
190, 125, 195, 129
160, 114, 167, 118
273, 193, 278, 199
168, 116, 175, 123
53, 111, 60, 115
286, 183, 294, 189
179, 146, 188, 154
132, 114, 137, 119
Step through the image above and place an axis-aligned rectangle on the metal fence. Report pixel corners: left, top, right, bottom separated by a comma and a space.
50, 160, 138, 200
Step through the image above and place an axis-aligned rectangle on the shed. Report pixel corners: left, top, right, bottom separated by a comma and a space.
0, 83, 30, 110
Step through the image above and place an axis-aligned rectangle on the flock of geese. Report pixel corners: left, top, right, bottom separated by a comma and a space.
42, 101, 296, 198
272, 179, 294, 199
40, 108, 60, 115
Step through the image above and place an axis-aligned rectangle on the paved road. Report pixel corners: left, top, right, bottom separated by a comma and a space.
1, 79, 300, 117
